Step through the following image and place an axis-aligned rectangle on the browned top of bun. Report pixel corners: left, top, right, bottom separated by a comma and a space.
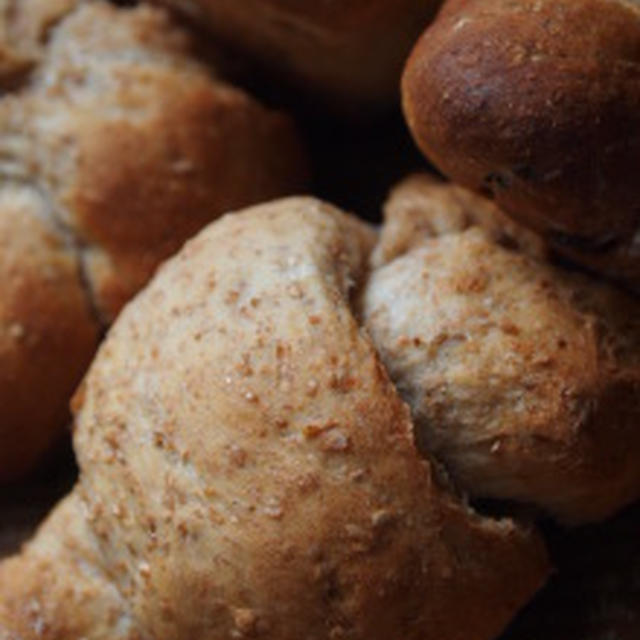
0, 186, 99, 481
14, 1, 308, 320
402, 0, 640, 287
0, 0, 308, 481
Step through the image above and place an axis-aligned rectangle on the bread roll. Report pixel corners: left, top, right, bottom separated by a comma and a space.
0, 197, 548, 640
153, 0, 443, 111
0, 0, 79, 83
0, 185, 99, 482
0, 0, 308, 481
402, 0, 640, 287
363, 175, 640, 525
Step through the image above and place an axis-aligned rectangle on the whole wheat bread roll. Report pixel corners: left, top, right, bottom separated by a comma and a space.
363, 175, 640, 525
153, 0, 443, 112
0, 186, 99, 483
0, 0, 308, 481
402, 0, 640, 288
0, 197, 548, 640
0, 0, 79, 83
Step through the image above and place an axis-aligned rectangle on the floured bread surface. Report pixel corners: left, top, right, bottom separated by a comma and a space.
0, 0, 79, 83
0, 198, 548, 640
363, 175, 640, 525
3, 0, 308, 321
0, 0, 308, 480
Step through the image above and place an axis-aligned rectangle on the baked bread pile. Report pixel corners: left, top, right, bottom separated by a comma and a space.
2, 0, 640, 639
0, 197, 550, 639
0, 0, 307, 481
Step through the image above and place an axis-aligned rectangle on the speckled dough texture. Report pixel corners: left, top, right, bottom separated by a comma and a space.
363, 175, 640, 525
0, 198, 549, 640
152, 0, 443, 111
0, 0, 80, 83
0, 0, 308, 481
402, 0, 640, 288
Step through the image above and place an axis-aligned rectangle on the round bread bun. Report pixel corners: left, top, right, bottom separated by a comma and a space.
402, 0, 640, 288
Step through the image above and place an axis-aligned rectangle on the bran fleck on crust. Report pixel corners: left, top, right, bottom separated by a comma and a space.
0, 1, 308, 481
0, 198, 548, 640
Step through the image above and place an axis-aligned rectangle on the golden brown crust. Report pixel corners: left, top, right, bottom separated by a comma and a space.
363, 175, 640, 525
0, 185, 99, 483
0, 495, 134, 640
19, 1, 309, 321
0, 1, 308, 481
402, 0, 640, 287
0, 198, 548, 639
153, 0, 443, 111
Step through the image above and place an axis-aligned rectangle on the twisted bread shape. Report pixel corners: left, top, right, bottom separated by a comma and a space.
364, 175, 640, 525
0, 198, 549, 640
0, 0, 307, 480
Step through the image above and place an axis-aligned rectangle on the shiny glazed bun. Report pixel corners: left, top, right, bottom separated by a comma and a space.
402, 0, 640, 288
